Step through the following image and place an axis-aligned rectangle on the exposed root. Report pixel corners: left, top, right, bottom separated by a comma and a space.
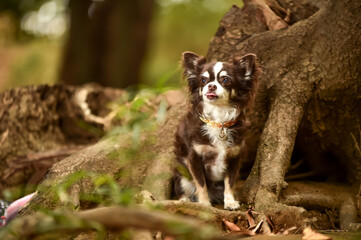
74, 85, 117, 130
156, 200, 247, 230
280, 182, 354, 209
238, 170, 260, 204
340, 197, 357, 231
244, 0, 290, 30
0, 206, 223, 240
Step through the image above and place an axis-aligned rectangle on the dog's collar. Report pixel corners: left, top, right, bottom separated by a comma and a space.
199, 116, 238, 128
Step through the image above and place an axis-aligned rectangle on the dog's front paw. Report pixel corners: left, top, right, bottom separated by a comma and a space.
199, 199, 212, 207
179, 197, 191, 202
224, 200, 240, 211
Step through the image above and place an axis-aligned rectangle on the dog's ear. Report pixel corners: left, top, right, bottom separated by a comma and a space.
233, 53, 260, 109
233, 53, 257, 80
182, 51, 206, 75
182, 51, 200, 71
182, 51, 206, 93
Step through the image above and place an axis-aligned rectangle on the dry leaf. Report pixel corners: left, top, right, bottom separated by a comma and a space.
261, 219, 272, 235
283, 226, 297, 235
265, 215, 274, 233
302, 227, 331, 240
223, 218, 241, 232
251, 219, 263, 234
246, 209, 256, 228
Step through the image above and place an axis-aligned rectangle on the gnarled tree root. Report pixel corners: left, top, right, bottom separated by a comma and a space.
0, 205, 229, 240
280, 182, 358, 230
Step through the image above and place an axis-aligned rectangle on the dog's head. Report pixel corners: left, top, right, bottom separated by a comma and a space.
182, 51, 260, 110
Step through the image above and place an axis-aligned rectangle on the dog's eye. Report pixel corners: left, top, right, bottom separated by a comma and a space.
201, 77, 207, 84
222, 77, 231, 85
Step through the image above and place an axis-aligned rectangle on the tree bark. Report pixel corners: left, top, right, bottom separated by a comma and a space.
60, 0, 155, 88
207, 0, 361, 210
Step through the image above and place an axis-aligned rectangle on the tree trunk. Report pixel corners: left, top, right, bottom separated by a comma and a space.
60, 0, 155, 88
207, 0, 361, 210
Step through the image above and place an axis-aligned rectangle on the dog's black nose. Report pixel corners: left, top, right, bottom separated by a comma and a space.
208, 84, 217, 91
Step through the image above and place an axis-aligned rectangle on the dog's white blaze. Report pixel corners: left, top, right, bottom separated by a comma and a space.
201, 62, 232, 104
213, 62, 223, 79
180, 178, 196, 196
202, 71, 210, 78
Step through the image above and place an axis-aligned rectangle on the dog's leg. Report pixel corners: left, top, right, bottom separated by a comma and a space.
187, 151, 211, 206
173, 169, 196, 201
224, 175, 240, 210
224, 155, 241, 210
179, 177, 196, 201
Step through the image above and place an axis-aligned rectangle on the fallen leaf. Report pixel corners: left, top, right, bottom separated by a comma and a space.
251, 219, 263, 234
223, 218, 241, 232
262, 218, 272, 235
282, 226, 297, 235
265, 215, 274, 233
302, 227, 331, 240
246, 208, 256, 228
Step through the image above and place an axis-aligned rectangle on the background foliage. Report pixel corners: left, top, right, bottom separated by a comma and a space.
0, 0, 240, 91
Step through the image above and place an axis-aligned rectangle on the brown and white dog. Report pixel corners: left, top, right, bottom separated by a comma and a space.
173, 51, 260, 210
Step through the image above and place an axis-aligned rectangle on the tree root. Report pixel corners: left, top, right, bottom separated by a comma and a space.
157, 200, 247, 230
3, 184, 358, 240
280, 182, 358, 230
135, 190, 248, 230
340, 197, 358, 231
280, 182, 353, 208
244, 0, 290, 30
0, 205, 231, 240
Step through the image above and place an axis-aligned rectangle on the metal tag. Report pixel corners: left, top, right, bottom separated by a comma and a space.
217, 127, 228, 141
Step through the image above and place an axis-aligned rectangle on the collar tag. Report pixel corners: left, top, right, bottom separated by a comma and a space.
217, 127, 228, 141
199, 116, 238, 141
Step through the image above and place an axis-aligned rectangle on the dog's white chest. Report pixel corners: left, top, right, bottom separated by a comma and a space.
209, 146, 227, 181
193, 143, 232, 182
